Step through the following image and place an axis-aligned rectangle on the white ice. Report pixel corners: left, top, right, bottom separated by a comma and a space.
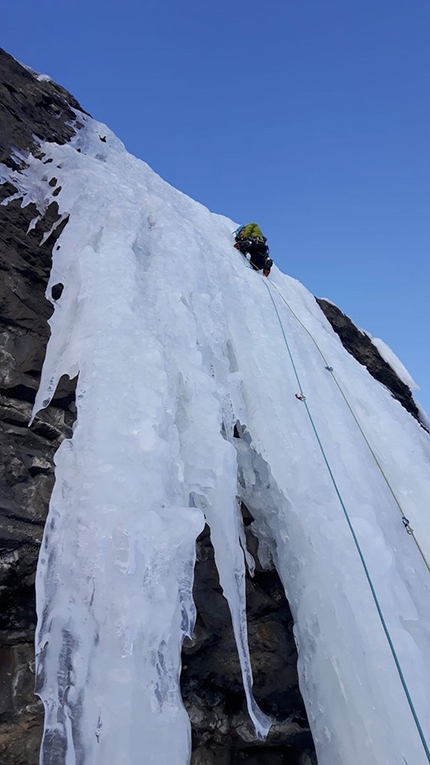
2, 111, 430, 765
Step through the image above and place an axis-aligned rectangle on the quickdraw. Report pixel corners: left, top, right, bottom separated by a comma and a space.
402, 517, 414, 535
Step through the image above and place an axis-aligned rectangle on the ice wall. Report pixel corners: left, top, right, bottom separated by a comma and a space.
2, 112, 430, 765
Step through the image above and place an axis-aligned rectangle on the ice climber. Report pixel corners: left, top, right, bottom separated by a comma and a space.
234, 223, 273, 276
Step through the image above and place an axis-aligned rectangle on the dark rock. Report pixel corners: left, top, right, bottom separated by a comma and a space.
50, 283, 64, 301
316, 298, 424, 427
0, 47, 88, 169
0, 49, 80, 763
181, 525, 315, 763
0, 624, 38, 745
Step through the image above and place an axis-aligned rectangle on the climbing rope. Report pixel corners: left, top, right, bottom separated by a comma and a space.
260, 276, 430, 762
266, 277, 430, 576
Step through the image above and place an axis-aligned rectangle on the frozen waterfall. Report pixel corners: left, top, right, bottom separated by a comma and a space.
2, 111, 430, 765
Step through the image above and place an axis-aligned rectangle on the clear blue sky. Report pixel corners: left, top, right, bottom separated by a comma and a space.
3, 0, 430, 413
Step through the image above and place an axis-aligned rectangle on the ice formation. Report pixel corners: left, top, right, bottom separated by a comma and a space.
2, 112, 430, 765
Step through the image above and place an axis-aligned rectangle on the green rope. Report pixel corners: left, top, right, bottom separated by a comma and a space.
267, 277, 430, 576
261, 277, 430, 762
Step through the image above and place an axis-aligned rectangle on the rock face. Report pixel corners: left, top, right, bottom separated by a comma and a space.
182, 523, 315, 765
315, 298, 423, 426
0, 47, 82, 765
0, 47, 87, 170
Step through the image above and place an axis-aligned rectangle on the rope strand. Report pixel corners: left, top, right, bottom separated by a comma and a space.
261, 276, 430, 762
266, 277, 430, 575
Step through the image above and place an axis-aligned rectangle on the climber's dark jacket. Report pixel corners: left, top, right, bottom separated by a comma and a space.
234, 223, 271, 272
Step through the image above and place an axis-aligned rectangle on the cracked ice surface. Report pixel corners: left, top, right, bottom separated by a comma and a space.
3, 111, 430, 765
